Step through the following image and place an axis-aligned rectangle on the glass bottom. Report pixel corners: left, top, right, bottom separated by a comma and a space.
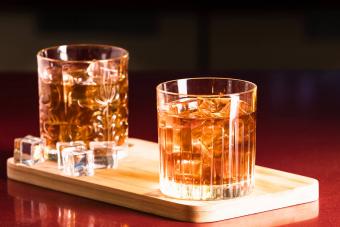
160, 177, 255, 200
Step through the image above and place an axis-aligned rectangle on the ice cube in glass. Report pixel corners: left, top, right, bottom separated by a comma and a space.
157, 78, 257, 200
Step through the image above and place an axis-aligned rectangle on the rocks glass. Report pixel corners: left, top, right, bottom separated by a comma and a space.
157, 77, 257, 200
37, 44, 129, 160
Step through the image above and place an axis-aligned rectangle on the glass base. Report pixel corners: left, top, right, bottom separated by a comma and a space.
160, 177, 254, 200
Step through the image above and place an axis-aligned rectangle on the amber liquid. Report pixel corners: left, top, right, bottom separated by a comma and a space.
158, 98, 256, 200
39, 70, 128, 151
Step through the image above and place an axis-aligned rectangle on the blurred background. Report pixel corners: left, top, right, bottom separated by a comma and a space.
1, 2, 340, 72
2, 5, 340, 225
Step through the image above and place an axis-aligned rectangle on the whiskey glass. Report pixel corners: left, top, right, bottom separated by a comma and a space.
157, 77, 257, 200
37, 44, 129, 157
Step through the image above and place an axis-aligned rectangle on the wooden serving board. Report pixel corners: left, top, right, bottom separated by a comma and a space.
7, 138, 319, 223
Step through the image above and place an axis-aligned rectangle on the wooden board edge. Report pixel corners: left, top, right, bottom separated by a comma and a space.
255, 165, 319, 185
7, 158, 203, 222
189, 180, 319, 222
6, 158, 320, 223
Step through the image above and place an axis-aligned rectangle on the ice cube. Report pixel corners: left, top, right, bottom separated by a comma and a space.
198, 97, 231, 116
238, 100, 253, 115
62, 147, 94, 176
191, 118, 227, 158
169, 98, 198, 115
87, 61, 119, 84
86, 61, 100, 78
62, 64, 94, 85
39, 65, 62, 83
89, 141, 128, 169
172, 126, 192, 153
56, 141, 86, 169
13, 135, 44, 166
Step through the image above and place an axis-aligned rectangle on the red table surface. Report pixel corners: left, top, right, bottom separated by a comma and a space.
1, 71, 340, 226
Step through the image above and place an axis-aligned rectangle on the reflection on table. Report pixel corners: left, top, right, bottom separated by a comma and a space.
8, 180, 318, 226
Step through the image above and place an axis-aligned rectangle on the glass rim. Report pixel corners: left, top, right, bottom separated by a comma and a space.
36, 43, 129, 63
156, 77, 257, 97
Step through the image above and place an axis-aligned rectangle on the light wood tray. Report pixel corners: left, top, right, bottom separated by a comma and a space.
7, 138, 319, 223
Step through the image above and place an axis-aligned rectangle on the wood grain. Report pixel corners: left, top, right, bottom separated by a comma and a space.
7, 138, 319, 223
